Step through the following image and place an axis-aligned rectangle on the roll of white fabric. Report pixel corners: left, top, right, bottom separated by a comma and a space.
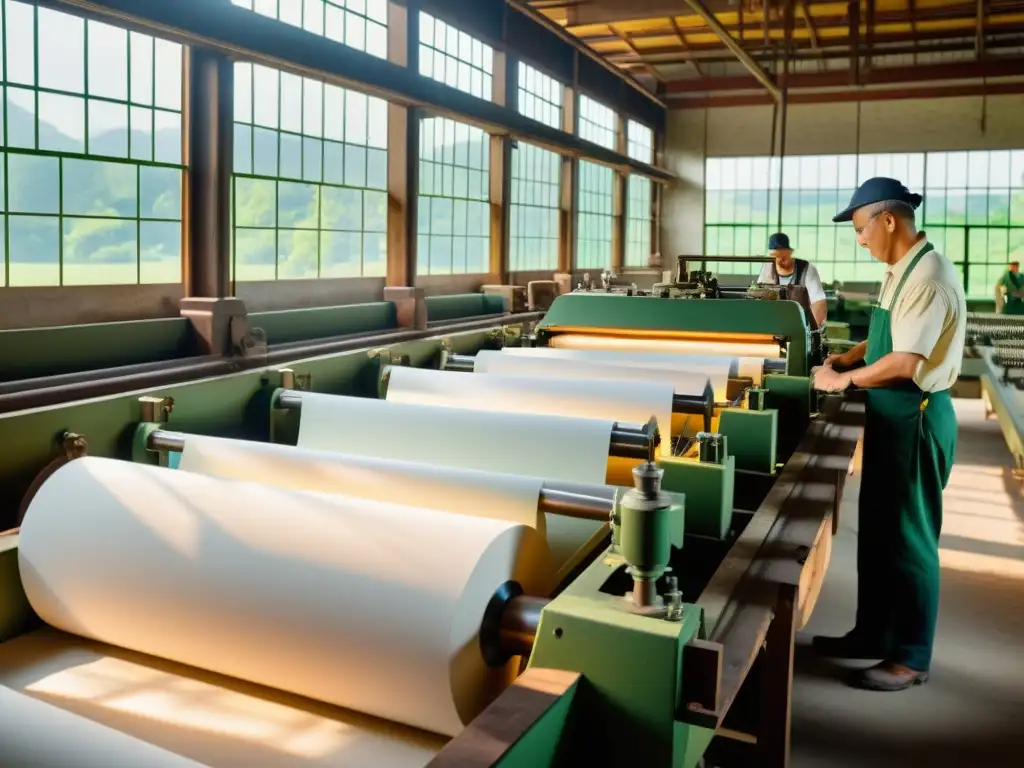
19, 457, 547, 738
384, 366, 676, 458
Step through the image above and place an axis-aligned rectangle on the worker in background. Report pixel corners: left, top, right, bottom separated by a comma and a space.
995, 260, 1024, 314
812, 177, 966, 692
756, 232, 828, 328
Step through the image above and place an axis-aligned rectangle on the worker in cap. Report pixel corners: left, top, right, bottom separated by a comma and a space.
812, 177, 966, 691
995, 260, 1024, 315
757, 232, 828, 327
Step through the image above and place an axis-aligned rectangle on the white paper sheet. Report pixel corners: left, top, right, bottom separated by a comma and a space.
0, 682, 206, 767
473, 349, 731, 403
295, 393, 614, 571
179, 436, 547, 535
0, 629, 446, 768
385, 366, 675, 458
547, 332, 781, 359
18, 458, 547, 738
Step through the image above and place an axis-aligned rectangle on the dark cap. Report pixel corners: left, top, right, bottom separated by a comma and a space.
768, 232, 791, 250
832, 177, 923, 223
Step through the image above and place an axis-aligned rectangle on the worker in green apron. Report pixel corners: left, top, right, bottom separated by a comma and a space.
996, 261, 1024, 314
812, 177, 966, 692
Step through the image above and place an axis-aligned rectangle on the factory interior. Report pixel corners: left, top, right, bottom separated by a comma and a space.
0, 0, 1022, 766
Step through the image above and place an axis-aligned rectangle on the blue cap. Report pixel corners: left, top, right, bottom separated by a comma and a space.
833, 177, 923, 222
768, 232, 791, 251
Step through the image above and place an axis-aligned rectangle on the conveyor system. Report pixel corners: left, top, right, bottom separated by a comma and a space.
0, 292, 862, 768
958, 312, 1024, 471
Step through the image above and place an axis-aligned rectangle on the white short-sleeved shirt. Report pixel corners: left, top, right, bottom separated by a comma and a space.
878, 237, 966, 392
756, 261, 827, 305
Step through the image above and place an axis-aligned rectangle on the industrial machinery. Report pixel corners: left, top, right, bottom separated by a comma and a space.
0, 289, 862, 768
960, 312, 1024, 473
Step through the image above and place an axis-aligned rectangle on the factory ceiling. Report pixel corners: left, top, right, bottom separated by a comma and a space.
525, 0, 1024, 107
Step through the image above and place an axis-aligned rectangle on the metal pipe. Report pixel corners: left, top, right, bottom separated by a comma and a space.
537, 487, 613, 521
443, 354, 477, 372
499, 595, 549, 657
148, 429, 186, 452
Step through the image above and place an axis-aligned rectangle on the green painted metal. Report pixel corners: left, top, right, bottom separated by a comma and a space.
960, 355, 988, 378
493, 679, 580, 767
0, 318, 196, 381
981, 365, 1024, 471
536, 294, 811, 375
0, 330, 494, 529
764, 374, 812, 461
718, 408, 778, 474
0, 539, 34, 643
426, 293, 507, 322
659, 457, 735, 540
528, 542, 708, 767
823, 321, 851, 341
248, 302, 397, 346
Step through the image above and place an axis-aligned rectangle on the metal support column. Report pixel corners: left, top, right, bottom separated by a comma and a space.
185, 49, 233, 298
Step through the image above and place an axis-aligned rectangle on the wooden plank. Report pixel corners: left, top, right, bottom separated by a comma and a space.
428, 668, 580, 767
757, 583, 797, 767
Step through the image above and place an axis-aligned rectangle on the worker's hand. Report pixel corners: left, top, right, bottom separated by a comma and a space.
813, 364, 851, 393
823, 352, 845, 368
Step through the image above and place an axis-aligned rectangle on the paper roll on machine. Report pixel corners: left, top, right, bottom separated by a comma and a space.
0, 287, 862, 768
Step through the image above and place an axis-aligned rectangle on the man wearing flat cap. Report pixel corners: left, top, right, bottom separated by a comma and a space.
813, 177, 966, 692
757, 232, 828, 327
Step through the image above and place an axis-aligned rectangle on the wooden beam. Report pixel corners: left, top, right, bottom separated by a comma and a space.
977, 0, 986, 58
386, 0, 416, 288
558, 79, 577, 275
669, 17, 704, 77
612, 26, 665, 83
611, 113, 627, 274
681, 0, 781, 101
849, 0, 861, 85
798, 0, 819, 50
867, 0, 876, 72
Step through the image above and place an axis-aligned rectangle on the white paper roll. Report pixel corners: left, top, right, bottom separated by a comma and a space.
474, 348, 731, 403
0, 684, 205, 768
294, 394, 614, 573
296, 393, 613, 486
19, 458, 547, 738
547, 332, 781, 359
179, 436, 547, 536
385, 367, 676, 458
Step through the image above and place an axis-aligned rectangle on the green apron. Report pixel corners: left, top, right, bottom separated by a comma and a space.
854, 242, 957, 671
998, 271, 1024, 315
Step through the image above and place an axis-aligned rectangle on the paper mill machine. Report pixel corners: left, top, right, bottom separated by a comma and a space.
0, 288, 862, 768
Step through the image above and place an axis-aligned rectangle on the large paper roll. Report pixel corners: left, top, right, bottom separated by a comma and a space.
295, 393, 614, 572
19, 457, 547, 737
385, 366, 676, 458
547, 332, 781, 359
178, 436, 547, 535
296, 393, 613, 486
474, 348, 732, 403
0, 684, 205, 767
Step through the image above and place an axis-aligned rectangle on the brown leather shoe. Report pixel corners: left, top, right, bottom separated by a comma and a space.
849, 661, 929, 691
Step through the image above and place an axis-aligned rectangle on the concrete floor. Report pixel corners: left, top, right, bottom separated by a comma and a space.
791, 398, 1024, 767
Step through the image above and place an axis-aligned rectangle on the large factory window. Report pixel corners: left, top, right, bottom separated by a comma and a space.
575, 95, 615, 270
577, 160, 614, 270
923, 150, 1024, 298
625, 120, 654, 268
509, 141, 559, 272
230, 0, 388, 59
517, 62, 562, 131
577, 94, 616, 151
418, 13, 492, 101
705, 151, 1024, 296
0, 2, 184, 287
232, 62, 388, 280
417, 116, 490, 275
